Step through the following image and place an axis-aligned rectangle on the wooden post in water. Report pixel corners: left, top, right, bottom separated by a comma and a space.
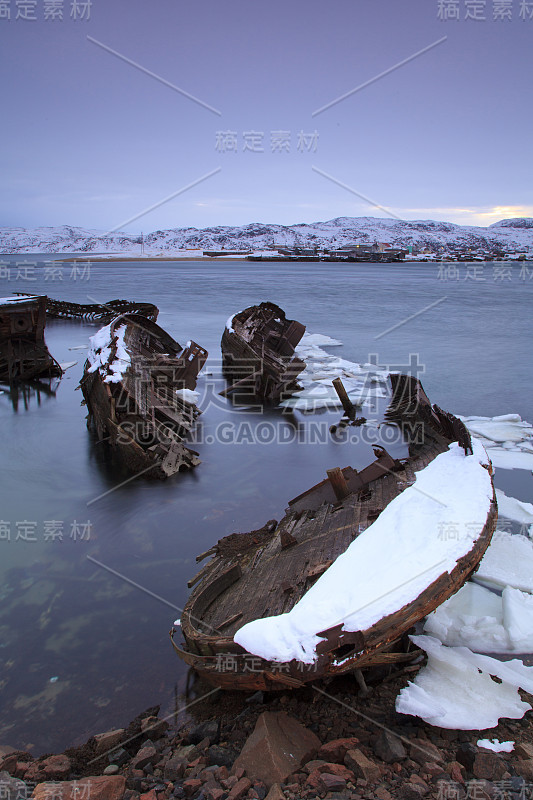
327, 467, 350, 501
333, 377, 355, 418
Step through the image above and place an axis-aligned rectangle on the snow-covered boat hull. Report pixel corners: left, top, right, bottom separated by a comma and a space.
80, 314, 207, 479
172, 375, 497, 690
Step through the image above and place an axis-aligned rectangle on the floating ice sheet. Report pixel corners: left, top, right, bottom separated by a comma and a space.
460, 414, 533, 471
395, 635, 533, 729
281, 332, 389, 412
476, 530, 533, 592
495, 489, 533, 525
424, 581, 533, 653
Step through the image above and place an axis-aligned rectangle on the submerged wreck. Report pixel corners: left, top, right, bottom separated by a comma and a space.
80, 314, 207, 478
221, 302, 306, 403
42, 296, 159, 323
172, 374, 497, 690
0, 295, 62, 382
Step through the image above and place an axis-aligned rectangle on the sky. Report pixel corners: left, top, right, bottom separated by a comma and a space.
1, 0, 532, 232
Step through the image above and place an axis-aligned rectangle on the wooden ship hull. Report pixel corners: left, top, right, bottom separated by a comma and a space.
0, 295, 62, 382
15, 294, 160, 323
80, 314, 207, 479
221, 302, 306, 403
172, 374, 497, 690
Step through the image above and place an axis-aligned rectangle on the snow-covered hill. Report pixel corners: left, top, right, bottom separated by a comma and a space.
1, 217, 532, 255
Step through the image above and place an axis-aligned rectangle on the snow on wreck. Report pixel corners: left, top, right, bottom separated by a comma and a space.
79, 313, 207, 479
221, 302, 306, 403
172, 374, 497, 690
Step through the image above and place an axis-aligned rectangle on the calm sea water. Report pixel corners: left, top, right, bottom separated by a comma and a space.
0, 256, 532, 753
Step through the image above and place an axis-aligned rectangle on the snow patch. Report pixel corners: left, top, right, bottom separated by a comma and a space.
395, 635, 533, 729
87, 323, 130, 384
477, 739, 514, 753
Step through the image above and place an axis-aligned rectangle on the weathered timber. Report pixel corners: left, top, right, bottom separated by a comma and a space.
16, 293, 159, 323
79, 313, 207, 479
0, 295, 62, 382
171, 374, 496, 690
221, 302, 306, 403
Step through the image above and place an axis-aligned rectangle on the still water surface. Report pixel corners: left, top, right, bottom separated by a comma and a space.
0, 257, 532, 753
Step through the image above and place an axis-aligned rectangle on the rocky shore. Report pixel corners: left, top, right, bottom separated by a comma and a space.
2, 671, 533, 800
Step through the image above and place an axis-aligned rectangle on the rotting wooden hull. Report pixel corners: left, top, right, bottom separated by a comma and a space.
79, 314, 207, 479
172, 375, 498, 690
0, 295, 62, 382
44, 296, 159, 323
221, 302, 306, 403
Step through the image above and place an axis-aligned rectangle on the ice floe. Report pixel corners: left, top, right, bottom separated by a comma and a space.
476, 530, 533, 592
234, 440, 493, 663
396, 635, 533, 729
280, 332, 389, 412
495, 489, 533, 526
424, 581, 533, 653
460, 414, 533, 471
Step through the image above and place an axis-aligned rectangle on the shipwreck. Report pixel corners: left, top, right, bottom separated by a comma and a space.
80, 313, 207, 478
221, 302, 306, 403
171, 374, 497, 690
0, 295, 62, 382
30, 295, 160, 324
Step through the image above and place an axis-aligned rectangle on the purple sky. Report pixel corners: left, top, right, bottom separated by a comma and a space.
1, 0, 532, 231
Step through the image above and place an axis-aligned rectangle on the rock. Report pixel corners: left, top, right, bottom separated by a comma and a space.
232, 712, 320, 788
423, 762, 446, 779
227, 777, 252, 800
343, 749, 381, 783
0, 748, 17, 760
373, 731, 407, 764
0, 771, 28, 800
207, 745, 237, 768
302, 759, 328, 774
408, 739, 443, 766
164, 757, 187, 781
319, 772, 346, 792
409, 774, 429, 792
456, 742, 477, 772
447, 761, 466, 784
472, 752, 507, 781
140, 718, 168, 740
264, 786, 285, 800
318, 737, 360, 763
205, 789, 225, 800
436, 780, 465, 800
375, 788, 393, 800
245, 691, 264, 705
188, 722, 219, 746
515, 742, 533, 760
515, 759, 533, 780
400, 783, 428, 799
34, 776, 126, 800
94, 730, 126, 756
109, 749, 130, 768
182, 778, 203, 798
43, 755, 71, 780
131, 748, 157, 772
104, 766, 120, 776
